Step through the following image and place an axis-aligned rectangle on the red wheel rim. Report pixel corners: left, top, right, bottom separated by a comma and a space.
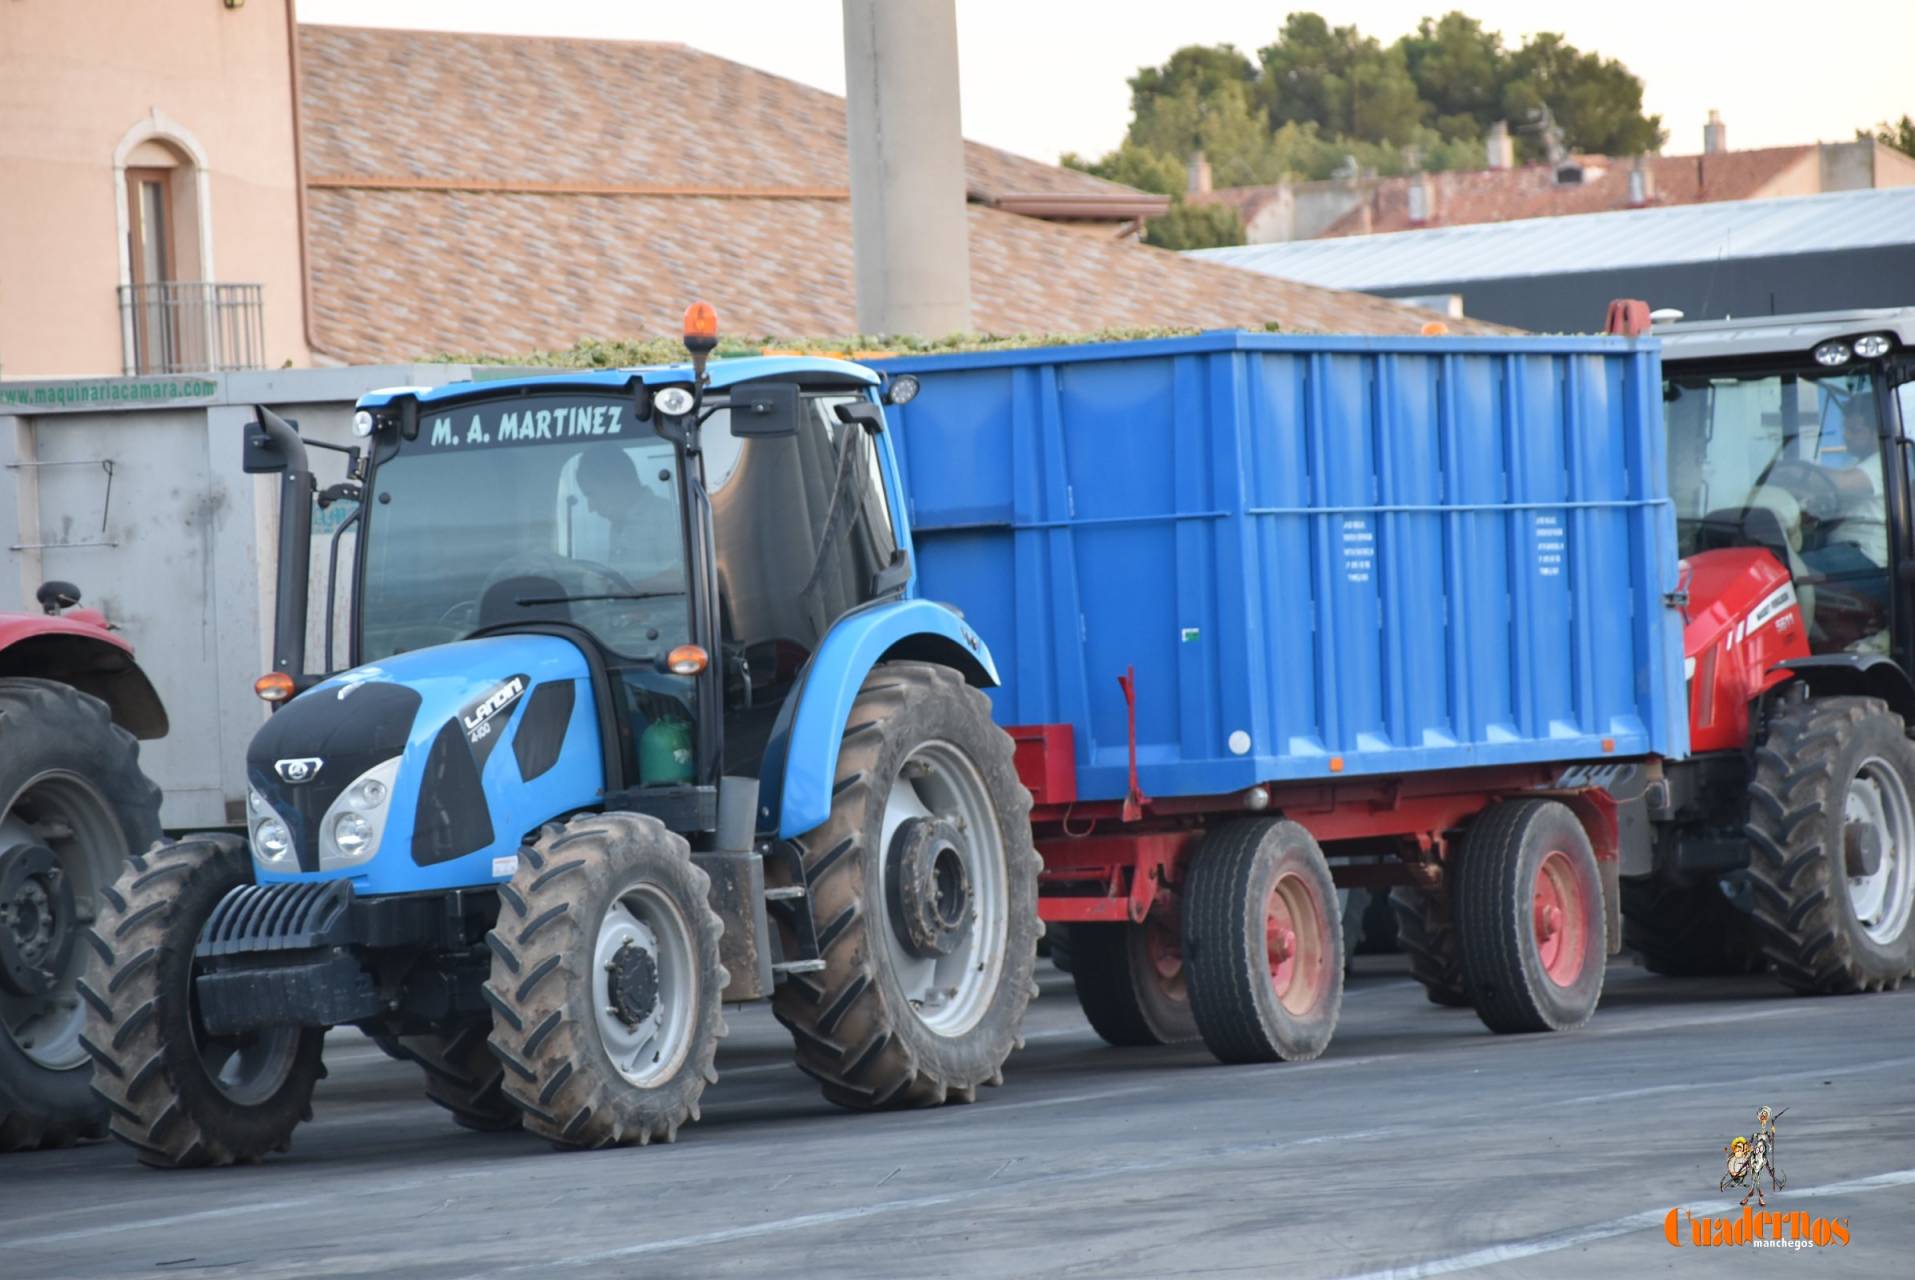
1532, 849, 1588, 987
1265, 870, 1326, 1014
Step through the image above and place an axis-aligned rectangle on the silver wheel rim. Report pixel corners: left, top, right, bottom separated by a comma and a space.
192, 1015, 302, 1106
877, 740, 1008, 1037
1844, 757, 1915, 946
0, 771, 123, 1071
593, 887, 697, 1088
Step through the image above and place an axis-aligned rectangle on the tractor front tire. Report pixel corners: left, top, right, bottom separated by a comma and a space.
1620, 874, 1766, 977
1454, 801, 1606, 1034
385, 1026, 520, 1132
1183, 819, 1343, 1064
1389, 886, 1469, 1007
485, 814, 726, 1149
0, 678, 162, 1152
80, 835, 325, 1167
1069, 915, 1200, 1047
1745, 696, 1915, 993
771, 662, 1040, 1109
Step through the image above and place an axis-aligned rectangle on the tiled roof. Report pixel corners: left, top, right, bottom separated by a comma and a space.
1311, 148, 1815, 237
306, 190, 1500, 362
297, 25, 1126, 201
297, 24, 1502, 360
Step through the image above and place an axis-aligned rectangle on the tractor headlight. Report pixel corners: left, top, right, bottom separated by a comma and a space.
1813, 339, 1851, 367
247, 788, 297, 867
318, 757, 400, 871
1853, 333, 1893, 359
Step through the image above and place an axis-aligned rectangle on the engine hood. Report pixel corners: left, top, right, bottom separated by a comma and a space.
246, 633, 603, 894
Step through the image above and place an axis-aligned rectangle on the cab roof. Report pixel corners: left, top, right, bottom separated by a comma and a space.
355, 354, 878, 411
1658, 307, 1915, 364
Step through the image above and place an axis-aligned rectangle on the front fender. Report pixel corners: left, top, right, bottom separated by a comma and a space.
762, 599, 998, 839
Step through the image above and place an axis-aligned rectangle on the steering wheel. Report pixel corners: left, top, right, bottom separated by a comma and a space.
1762, 460, 1847, 524
480, 552, 643, 603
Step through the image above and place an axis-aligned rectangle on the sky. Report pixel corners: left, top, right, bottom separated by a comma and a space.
297, 1, 1912, 166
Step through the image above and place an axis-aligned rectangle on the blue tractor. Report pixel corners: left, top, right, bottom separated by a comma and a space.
80, 309, 1039, 1165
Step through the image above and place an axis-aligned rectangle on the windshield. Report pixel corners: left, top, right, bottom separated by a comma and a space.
1666, 368, 1890, 653
358, 393, 688, 662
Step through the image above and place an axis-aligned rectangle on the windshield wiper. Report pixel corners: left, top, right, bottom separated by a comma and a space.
514, 590, 686, 607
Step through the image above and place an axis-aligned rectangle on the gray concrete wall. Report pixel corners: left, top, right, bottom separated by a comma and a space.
0, 364, 478, 827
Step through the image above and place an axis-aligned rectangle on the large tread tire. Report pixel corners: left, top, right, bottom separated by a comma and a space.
770, 662, 1040, 1110
1745, 696, 1915, 993
1389, 885, 1470, 1007
1454, 801, 1606, 1035
485, 814, 726, 1149
1068, 918, 1200, 1047
1183, 819, 1342, 1064
0, 678, 162, 1153
1620, 875, 1766, 977
80, 835, 325, 1168
385, 1025, 520, 1132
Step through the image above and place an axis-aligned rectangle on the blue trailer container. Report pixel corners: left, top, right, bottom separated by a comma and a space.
874, 331, 1683, 1053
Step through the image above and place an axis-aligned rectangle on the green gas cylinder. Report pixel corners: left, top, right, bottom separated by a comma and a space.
639, 716, 695, 784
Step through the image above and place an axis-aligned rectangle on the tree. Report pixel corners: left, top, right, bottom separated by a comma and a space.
1398, 12, 1505, 140
1859, 115, 1915, 158
1144, 200, 1244, 251
1257, 13, 1425, 145
1062, 141, 1185, 196
1501, 33, 1664, 156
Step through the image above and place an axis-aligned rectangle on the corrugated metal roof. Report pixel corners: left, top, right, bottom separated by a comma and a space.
1191, 186, 1915, 291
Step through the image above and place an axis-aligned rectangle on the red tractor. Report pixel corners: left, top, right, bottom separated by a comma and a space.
1398, 306, 1915, 1002
0, 581, 166, 1149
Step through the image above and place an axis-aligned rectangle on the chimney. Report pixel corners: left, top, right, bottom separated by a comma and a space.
1627, 154, 1656, 206
1485, 120, 1513, 170
1703, 109, 1727, 155
1407, 173, 1434, 225
1187, 151, 1212, 196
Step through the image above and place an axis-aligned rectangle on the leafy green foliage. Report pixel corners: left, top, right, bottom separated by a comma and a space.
1144, 200, 1245, 250
1859, 115, 1915, 158
1068, 9, 1664, 188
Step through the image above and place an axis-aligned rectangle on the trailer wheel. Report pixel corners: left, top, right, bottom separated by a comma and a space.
0, 678, 162, 1153
1389, 886, 1470, 1007
384, 1025, 520, 1132
1183, 820, 1342, 1064
771, 662, 1039, 1109
1745, 696, 1915, 993
80, 835, 324, 1167
485, 814, 726, 1149
1454, 801, 1605, 1034
1620, 875, 1766, 977
1068, 914, 1200, 1046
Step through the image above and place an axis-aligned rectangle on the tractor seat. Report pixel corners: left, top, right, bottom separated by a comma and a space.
478, 574, 572, 629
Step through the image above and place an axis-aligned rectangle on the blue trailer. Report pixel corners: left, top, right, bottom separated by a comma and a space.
876, 331, 1684, 1056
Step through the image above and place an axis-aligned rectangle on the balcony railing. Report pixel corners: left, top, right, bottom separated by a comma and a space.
118, 282, 266, 376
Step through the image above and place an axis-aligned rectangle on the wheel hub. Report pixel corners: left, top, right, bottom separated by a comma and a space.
886, 816, 973, 959
604, 938, 660, 1029
0, 842, 74, 998
1844, 820, 1885, 879
1532, 849, 1588, 987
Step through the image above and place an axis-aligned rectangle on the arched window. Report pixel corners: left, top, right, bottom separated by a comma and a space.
114, 112, 222, 374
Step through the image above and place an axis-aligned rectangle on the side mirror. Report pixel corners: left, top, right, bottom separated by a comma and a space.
242, 414, 301, 474
36, 580, 80, 615
832, 400, 886, 434
731, 382, 801, 438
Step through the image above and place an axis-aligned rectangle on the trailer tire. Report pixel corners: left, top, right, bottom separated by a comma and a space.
1620, 875, 1766, 977
1068, 916, 1200, 1047
80, 835, 325, 1167
1183, 819, 1342, 1064
385, 1025, 520, 1132
1745, 696, 1915, 993
771, 662, 1039, 1109
1454, 801, 1605, 1034
1389, 886, 1470, 1007
485, 814, 726, 1149
0, 678, 162, 1153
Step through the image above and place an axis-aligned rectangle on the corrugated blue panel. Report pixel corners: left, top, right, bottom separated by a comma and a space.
879, 332, 1685, 803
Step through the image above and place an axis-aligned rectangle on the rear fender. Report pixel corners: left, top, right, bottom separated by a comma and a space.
0, 624, 168, 738
760, 599, 998, 839
1774, 654, 1915, 724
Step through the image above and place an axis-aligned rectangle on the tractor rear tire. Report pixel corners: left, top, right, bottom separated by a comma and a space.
1745, 696, 1915, 993
1069, 916, 1200, 1047
80, 835, 325, 1167
1183, 819, 1343, 1064
1453, 801, 1606, 1034
1620, 875, 1766, 977
485, 814, 726, 1149
1390, 886, 1470, 1007
770, 662, 1040, 1109
0, 678, 162, 1153
385, 1025, 520, 1132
